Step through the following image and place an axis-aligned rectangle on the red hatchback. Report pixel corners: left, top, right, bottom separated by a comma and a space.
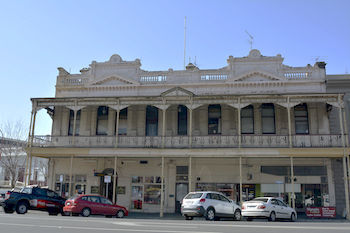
63, 195, 128, 218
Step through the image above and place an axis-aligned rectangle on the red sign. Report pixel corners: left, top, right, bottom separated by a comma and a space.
306, 207, 336, 218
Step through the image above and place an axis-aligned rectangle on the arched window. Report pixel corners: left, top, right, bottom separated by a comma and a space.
146, 106, 158, 136
294, 104, 309, 134
96, 106, 109, 135
208, 104, 221, 134
68, 110, 81, 136
178, 105, 187, 135
241, 105, 254, 134
117, 108, 128, 135
261, 103, 275, 134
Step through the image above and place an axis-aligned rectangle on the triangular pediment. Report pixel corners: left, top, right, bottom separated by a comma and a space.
161, 87, 194, 97
91, 76, 139, 85
229, 71, 284, 82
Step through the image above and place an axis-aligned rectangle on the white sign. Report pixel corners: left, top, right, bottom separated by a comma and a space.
59, 175, 64, 182
104, 175, 111, 183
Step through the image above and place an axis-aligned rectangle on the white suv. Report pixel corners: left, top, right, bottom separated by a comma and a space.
181, 191, 241, 221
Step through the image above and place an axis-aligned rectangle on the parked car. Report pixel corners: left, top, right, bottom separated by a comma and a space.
242, 197, 297, 221
63, 194, 128, 218
1, 186, 66, 215
181, 191, 241, 221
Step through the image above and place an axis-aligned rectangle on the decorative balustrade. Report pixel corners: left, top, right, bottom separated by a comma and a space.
33, 134, 343, 149
60, 77, 88, 86
140, 75, 167, 82
200, 74, 228, 81
283, 72, 310, 79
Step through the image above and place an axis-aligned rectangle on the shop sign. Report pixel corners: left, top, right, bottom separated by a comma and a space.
104, 175, 111, 183
306, 207, 336, 218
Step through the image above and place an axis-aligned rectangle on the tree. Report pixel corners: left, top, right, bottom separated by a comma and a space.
0, 120, 27, 188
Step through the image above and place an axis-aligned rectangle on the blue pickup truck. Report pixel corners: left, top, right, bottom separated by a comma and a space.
1, 186, 66, 215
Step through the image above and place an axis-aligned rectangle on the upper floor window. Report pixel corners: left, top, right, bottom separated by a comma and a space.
241, 105, 254, 134
294, 103, 309, 134
178, 105, 187, 135
208, 104, 221, 134
146, 106, 158, 136
261, 103, 275, 134
96, 106, 109, 135
68, 110, 81, 136
117, 108, 128, 135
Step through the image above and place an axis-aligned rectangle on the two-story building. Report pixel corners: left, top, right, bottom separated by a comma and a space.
25, 50, 350, 218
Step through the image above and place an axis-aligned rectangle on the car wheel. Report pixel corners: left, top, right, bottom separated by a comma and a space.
268, 211, 276, 222
3, 207, 14, 214
205, 208, 216, 221
81, 208, 91, 217
16, 201, 28, 214
116, 210, 125, 218
290, 213, 296, 222
233, 209, 242, 221
185, 215, 193, 220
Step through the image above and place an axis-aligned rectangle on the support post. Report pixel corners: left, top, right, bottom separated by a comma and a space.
238, 98, 241, 148
113, 156, 117, 203
27, 110, 37, 185
287, 97, 293, 148
189, 108, 193, 148
162, 108, 166, 148
338, 94, 350, 220
115, 109, 120, 147
189, 156, 192, 192
239, 157, 243, 205
160, 156, 165, 217
290, 156, 295, 209
72, 110, 77, 144
68, 155, 73, 197
24, 110, 34, 185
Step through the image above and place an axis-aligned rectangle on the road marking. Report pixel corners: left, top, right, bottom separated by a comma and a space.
112, 222, 197, 229
0, 222, 220, 233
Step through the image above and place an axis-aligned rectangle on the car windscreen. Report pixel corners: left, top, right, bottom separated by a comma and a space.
251, 198, 268, 202
184, 193, 203, 199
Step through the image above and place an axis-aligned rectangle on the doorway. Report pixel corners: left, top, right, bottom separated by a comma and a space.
175, 183, 189, 213
99, 168, 118, 202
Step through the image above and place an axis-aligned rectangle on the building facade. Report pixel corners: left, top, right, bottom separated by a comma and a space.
27, 50, 350, 218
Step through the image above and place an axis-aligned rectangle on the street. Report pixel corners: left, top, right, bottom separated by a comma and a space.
0, 211, 349, 233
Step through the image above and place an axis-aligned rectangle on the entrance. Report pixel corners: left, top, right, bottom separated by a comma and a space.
175, 183, 188, 213
131, 185, 143, 210
99, 168, 118, 202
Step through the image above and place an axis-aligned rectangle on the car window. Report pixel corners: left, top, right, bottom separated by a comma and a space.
184, 193, 203, 199
87, 196, 100, 203
46, 190, 56, 198
211, 193, 221, 201
219, 194, 230, 202
100, 197, 113, 205
206, 193, 212, 199
81, 196, 88, 201
21, 188, 32, 194
33, 188, 47, 196
271, 199, 279, 205
252, 198, 268, 202
277, 200, 287, 207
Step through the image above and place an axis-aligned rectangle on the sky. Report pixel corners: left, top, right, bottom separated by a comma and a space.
0, 0, 349, 137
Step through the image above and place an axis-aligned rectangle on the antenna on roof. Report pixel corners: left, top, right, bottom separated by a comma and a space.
245, 30, 254, 50
184, 16, 187, 70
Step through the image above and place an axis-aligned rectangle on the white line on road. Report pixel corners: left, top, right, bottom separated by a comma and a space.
0, 222, 220, 233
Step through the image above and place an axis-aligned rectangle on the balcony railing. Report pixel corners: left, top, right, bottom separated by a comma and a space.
33, 134, 343, 149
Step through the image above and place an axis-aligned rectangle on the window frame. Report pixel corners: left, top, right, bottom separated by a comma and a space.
96, 106, 109, 135
241, 105, 254, 134
68, 110, 81, 136
177, 105, 188, 135
208, 104, 221, 135
294, 103, 309, 135
261, 103, 276, 134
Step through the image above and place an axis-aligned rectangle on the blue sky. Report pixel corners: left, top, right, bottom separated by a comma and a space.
0, 0, 349, 136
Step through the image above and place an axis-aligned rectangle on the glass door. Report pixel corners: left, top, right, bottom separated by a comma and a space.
131, 185, 143, 210
175, 183, 188, 213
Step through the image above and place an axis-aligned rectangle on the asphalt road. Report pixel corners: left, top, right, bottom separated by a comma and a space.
0, 211, 349, 233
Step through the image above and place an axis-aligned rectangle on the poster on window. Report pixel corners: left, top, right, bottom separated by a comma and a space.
306, 207, 336, 218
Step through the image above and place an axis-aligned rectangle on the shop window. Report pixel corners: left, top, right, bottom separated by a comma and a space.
96, 106, 109, 135
68, 110, 81, 136
132, 176, 143, 183
178, 105, 188, 135
208, 104, 221, 134
117, 108, 128, 135
75, 175, 87, 183
241, 105, 254, 134
261, 103, 275, 134
294, 104, 309, 134
176, 166, 188, 181
145, 176, 154, 183
146, 106, 158, 136
144, 185, 161, 204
